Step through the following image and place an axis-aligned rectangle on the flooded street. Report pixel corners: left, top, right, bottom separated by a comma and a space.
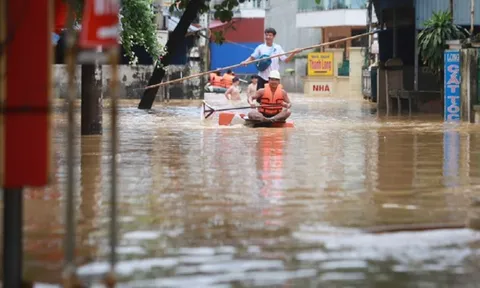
10, 93, 480, 286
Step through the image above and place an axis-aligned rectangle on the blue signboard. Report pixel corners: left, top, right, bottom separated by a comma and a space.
444, 50, 461, 121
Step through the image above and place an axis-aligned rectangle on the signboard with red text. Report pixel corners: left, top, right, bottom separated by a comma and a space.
309, 82, 334, 96
307, 52, 334, 76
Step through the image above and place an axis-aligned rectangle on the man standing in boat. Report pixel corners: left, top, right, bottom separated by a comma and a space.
247, 70, 291, 122
241, 27, 300, 91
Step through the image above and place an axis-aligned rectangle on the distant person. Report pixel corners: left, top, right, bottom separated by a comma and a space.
209, 72, 216, 84
247, 75, 258, 99
225, 77, 241, 102
241, 27, 300, 91
210, 71, 223, 87
247, 70, 291, 122
222, 69, 235, 88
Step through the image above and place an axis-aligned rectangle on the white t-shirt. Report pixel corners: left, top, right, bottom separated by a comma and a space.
251, 43, 287, 80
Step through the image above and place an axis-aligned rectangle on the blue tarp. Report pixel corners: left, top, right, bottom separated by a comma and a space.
210, 42, 262, 75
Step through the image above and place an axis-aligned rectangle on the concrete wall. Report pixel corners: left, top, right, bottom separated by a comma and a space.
265, 0, 321, 93
349, 47, 363, 98
53, 64, 196, 100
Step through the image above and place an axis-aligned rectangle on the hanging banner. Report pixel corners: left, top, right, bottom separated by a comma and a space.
444, 50, 461, 121
307, 52, 334, 76
2, 0, 53, 187
79, 0, 120, 48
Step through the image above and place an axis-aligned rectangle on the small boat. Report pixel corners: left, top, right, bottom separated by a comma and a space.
239, 115, 294, 128
202, 101, 294, 128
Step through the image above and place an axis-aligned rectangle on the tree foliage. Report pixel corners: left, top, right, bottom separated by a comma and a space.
120, 0, 163, 65
417, 11, 469, 79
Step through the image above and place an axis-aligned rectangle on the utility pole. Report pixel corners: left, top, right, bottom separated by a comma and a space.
450, 0, 454, 22
471, 0, 475, 35
81, 47, 103, 135
199, 9, 210, 99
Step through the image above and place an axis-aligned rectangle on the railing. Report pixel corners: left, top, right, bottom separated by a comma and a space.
298, 0, 367, 12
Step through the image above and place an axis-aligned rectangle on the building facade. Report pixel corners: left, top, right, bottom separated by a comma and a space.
265, 0, 322, 92
297, 0, 376, 57
208, 0, 267, 75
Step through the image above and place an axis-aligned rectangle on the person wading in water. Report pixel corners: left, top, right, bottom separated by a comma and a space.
224, 77, 242, 103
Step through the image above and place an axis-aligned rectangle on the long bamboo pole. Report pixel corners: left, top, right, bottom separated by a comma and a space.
144, 30, 381, 90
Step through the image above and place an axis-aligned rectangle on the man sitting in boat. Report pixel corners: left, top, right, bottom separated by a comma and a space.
247, 70, 291, 122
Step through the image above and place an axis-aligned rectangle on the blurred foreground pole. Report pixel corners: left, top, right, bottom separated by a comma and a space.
77, 0, 121, 286
64, 0, 79, 286
1, 0, 53, 286
105, 45, 119, 288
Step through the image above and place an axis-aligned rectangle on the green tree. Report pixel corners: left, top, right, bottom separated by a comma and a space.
417, 11, 468, 81
138, 0, 245, 109
120, 0, 164, 64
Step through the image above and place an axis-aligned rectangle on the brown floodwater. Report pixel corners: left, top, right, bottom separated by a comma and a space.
3, 93, 480, 287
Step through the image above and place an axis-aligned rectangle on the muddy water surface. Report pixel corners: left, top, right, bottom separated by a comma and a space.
8, 94, 480, 286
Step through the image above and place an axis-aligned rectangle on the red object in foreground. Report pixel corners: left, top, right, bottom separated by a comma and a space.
79, 0, 120, 48
2, 0, 52, 188
54, 0, 68, 34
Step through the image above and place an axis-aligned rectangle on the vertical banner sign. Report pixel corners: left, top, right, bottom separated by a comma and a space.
3, 0, 52, 187
444, 50, 461, 121
443, 50, 461, 188
308, 52, 334, 76
79, 0, 120, 48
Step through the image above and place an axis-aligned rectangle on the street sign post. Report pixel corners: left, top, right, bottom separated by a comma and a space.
444, 50, 461, 122
79, 0, 120, 48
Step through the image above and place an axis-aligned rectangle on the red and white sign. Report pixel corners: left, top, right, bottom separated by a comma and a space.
79, 0, 120, 48
310, 82, 333, 95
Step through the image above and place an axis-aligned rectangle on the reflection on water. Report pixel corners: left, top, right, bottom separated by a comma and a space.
4, 94, 480, 286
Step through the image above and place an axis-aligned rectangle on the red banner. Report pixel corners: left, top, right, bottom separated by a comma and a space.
79, 0, 120, 48
2, 0, 53, 188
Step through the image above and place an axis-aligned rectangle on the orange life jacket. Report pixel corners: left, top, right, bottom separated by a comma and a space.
209, 73, 216, 84
222, 74, 234, 88
258, 84, 284, 116
212, 75, 223, 87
